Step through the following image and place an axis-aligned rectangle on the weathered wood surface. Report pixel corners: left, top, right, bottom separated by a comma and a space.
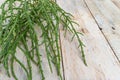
58, 0, 120, 80
1, 0, 120, 80
85, 0, 120, 60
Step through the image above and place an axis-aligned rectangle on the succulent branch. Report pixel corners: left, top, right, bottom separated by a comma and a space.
0, 0, 86, 80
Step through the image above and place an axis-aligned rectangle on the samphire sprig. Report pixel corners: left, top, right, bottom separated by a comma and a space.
0, 0, 86, 80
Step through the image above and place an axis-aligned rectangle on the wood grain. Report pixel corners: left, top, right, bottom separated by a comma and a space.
58, 0, 120, 80
112, 0, 120, 9
85, 0, 120, 61
1, 0, 120, 80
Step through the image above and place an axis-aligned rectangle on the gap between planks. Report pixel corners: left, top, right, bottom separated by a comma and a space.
59, 26, 65, 80
83, 0, 120, 63
58, 0, 120, 80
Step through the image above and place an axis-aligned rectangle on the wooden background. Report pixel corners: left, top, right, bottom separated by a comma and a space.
0, 0, 120, 80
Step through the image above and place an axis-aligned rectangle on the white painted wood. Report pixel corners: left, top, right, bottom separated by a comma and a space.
1, 0, 120, 80
85, 0, 120, 60
58, 0, 120, 80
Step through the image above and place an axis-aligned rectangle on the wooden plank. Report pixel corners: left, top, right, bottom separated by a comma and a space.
58, 0, 120, 80
0, 1, 63, 80
112, 0, 120, 9
85, 0, 120, 60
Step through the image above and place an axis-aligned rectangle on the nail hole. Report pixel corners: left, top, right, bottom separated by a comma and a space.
99, 27, 102, 30
112, 27, 115, 30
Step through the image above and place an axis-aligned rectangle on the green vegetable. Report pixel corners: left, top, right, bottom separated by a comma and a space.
0, 0, 86, 80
